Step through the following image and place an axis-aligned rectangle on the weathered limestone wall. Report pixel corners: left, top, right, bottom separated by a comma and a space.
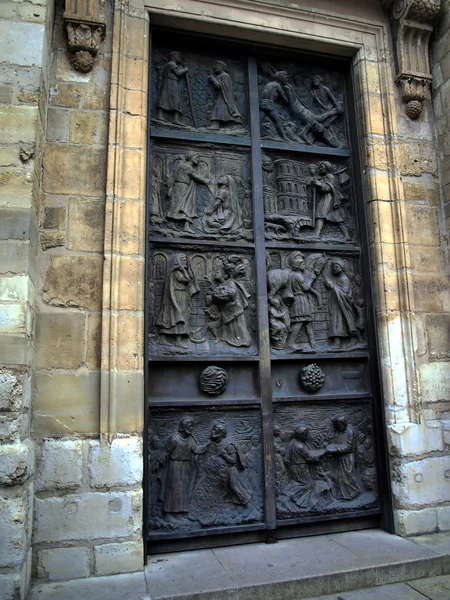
388, 0, 450, 536
0, 0, 53, 597
31, 0, 146, 583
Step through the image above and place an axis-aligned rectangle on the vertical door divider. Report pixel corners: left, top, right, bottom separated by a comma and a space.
248, 56, 277, 536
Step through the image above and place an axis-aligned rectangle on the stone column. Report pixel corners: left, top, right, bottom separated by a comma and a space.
0, 0, 53, 598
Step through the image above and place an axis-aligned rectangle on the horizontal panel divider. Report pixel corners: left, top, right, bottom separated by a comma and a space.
273, 392, 372, 403
149, 521, 266, 541
150, 127, 252, 147
265, 242, 360, 253
149, 236, 255, 249
149, 398, 261, 408
261, 139, 351, 157
148, 355, 260, 362
270, 351, 369, 360
277, 507, 381, 528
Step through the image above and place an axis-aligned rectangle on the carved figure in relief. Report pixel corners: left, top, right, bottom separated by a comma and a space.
324, 260, 358, 349
284, 424, 331, 509
207, 256, 252, 347
286, 252, 322, 350
327, 415, 360, 501
151, 156, 165, 224
312, 162, 350, 240
353, 276, 366, 344
190, 421, 252, 525
208, 61, 242, 129
262, 155, 278, 214
203, 174, 243, 234
159, 417, 207, 513
155, 253, 199, 347
273, 424, 289, 493
311, 75, 339, 112
166, 154, 213, 234
260, 71, 293, 142
357, 431, 377, 491
268, 296, 290, 350
157, 51, 189, 124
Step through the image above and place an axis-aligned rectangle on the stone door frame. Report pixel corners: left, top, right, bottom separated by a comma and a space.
100, 0, 416, 531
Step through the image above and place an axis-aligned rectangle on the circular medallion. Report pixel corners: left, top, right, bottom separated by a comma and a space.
200, 366, 228, 395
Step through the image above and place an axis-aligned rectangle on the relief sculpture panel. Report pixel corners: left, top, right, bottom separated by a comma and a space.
267, 251, 366, 353
149, 409, 264, 532
149, 249, 257, 356
273, 404, 378, 520
151, 40, 248, 135
263, 155, 354, 242
258, 61, 347, 148
150, 145, 252, 241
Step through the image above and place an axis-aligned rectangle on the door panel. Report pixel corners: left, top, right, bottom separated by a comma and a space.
146, 28, 387, 552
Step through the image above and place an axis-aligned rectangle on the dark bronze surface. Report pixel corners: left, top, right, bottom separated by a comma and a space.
146, 29, 390, 551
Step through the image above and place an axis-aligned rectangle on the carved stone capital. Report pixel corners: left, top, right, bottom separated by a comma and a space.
64, 0, 106, 73
383, 0, 441, 119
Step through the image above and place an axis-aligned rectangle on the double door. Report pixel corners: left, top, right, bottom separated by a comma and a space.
146, 29, 390, 552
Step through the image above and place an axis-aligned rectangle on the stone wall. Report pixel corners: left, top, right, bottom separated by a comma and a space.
30, 0, 145, 583
0, 0, 53, 597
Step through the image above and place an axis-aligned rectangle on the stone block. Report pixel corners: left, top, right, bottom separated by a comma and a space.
69, 111, 100, 145
0, 440, 34, 486
82, 86, 109, 110
94, 541, 143, 576
35, 312, 85, 370
34, 372, 100, 435
392, 456, 450, 508
388, 421, 443, 458
394, 508, 437, 536
37, 546, 90, 581
437, 505, 450, 531
0, 414, 22, 444
0, 21, 45, 68
0, 489, 28, 568
0, 369, 24, 411
18, 89, 39, 103
43, 144, 106, 196
399, 141, 438, 176
0, 84, 13, 103
404, 205, 440, 246
0, 574, 16, 600
420, 362, 450, 403
426, 314, 450, 359
0, 148, 16, 167
42, 255, 103, 310
0, 105, 38, 144
67, 198, 105, 252
116, 199, 144, 255
50, 83, 82, 108
86, 313, 101, 370
0, 170, 33, 209
114, 255, 144, 310
89, 437, 143, 489
0, 304, 27, 335
17, 3, 46, 22
42, 206, 66, 230
46, 107, 68, 142
34, 491, 140, 543
0, 208, 33, 241
35, 439, 83, 492
441, 51, 450, 81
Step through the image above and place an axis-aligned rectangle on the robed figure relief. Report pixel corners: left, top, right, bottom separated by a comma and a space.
324, 259, 359, 349
159, 417, 207, 513
157, 51, 189, 124
190, 421, 252, 526
284, 424, 332, 510
327, 415, 360, 501
206, 256, 252, 347
167, 154, 213, 234
208, 61, 242, 129
156, 253, 199, 347
312, 162, 350, 240
203, 175, 244, 234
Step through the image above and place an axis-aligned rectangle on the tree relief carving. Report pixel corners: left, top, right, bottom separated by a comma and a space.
273, 405, 378, 519
151, 43, 248, 135
263, 155, 353, 243
149, 410, 264, 532
149, 250, 256, 357
258, 62, 347, 148
267, 252, 366, 354
150, 147, 252, 241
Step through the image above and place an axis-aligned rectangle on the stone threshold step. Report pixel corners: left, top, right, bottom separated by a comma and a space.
29, 531, 450, 600
146, 530, 450, 600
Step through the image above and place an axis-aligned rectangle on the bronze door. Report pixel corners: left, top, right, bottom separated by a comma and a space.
146, 30, 392, 552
